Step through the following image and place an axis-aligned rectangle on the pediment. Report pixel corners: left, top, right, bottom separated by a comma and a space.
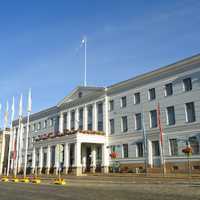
57, 86, 105, 107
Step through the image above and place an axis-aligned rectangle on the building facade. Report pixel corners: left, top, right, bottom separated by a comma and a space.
10, 54, 200, 175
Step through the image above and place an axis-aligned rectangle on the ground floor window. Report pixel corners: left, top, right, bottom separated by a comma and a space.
137, 142, 143, 157
152, 141, 160, 156
189, 136, 199, 154
123, 144, 128, 158
169, 138, 178, 156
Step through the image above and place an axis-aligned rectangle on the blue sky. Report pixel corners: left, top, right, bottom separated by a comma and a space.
0, 0, 200, 121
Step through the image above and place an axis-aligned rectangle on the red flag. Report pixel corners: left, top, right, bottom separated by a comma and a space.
13, 139, 16, 160
157, 103, 163, 145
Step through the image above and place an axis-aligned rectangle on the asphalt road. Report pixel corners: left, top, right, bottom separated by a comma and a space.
0, 181, 200, 200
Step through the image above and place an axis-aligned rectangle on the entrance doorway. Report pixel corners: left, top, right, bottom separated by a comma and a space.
86, 146, 91, 172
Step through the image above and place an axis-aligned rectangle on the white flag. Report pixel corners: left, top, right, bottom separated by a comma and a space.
19, 94, 23, 118
27, 88, 32, 113
80, 36, 86, 47
4, 101, 9, 129
11, 96, 15, 122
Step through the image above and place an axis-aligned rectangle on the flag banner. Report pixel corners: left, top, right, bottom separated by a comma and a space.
4, 101, 9, 129
19, 94, 23, 118
27, 88, 32, 113
13, 139, 17, 160
11, 96, 15, 121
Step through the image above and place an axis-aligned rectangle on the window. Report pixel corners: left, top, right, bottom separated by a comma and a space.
185, 102, 196, 123
164, 83, 173, 96
109, 100, 114, 111
148, 88, 156, 100
169, 139, 178, 156
121, 96, 127, 108
50, 118, 53, 127
79, 108, 83, 130
71, 110, 75, 130
135, 113, 142, 130
189, 137, 199, 155
183, 78, 192, 92
87, 105, 93, 130
134, 92, 140, 104
32, 125, 35, 132
64, 113, 68, 129
44, 120, 47, 129
34, 123, 37, 131
150, 110, 157, 128
137, 142, 143, 157
110, 119, 115, 134
121, 116, 128, 132
123, 144, 128, 158
97, 103, 103, 131
38, 122, 41, 130
152, 141, 160, 156
166, 106, 175, 125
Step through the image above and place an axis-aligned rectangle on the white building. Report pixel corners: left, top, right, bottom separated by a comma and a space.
7, 54, 200, 175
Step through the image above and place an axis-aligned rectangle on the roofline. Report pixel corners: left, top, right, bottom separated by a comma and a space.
107, 53, 200, 90
13, 106, 58, 125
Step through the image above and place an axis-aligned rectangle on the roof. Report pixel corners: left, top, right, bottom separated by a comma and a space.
107, 53, 200, 91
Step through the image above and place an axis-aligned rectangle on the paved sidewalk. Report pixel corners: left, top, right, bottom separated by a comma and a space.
2, 173, 200, 185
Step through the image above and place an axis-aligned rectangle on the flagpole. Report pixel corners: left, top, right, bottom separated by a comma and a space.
157, 102, 166, 176
6, 97, 15, 177
84, 36, 87, 87
142, 112, 148, 176
24, 89, 32, 178
23, 111, 30, 178
14, 94, 23, 177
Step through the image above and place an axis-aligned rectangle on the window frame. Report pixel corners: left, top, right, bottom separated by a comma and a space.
121, 116, 128, 132
109, 100, 114, 111
149, 110, 157, 128
134, 92, 140, 105
183, 77, 192, 92
185, 102, 196, 123
166, 106, 175, 126
164, 83, 173, 97
121, 96, 127, 108
135, 113, 142, 130
148, 88, 156, 101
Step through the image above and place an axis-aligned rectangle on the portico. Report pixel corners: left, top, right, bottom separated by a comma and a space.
31, 131, 108, 176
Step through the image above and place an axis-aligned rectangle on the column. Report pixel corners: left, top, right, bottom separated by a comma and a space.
83, 105, 88, 130
148, 140, 153, 168
63, 143, 69, 174
46, 145, 51, 175
31, 146, 36, 174
38, 146, 43, 174
75, 108, 79, 130
91, 145, 96, 173
67, 111, 71, 130
74, 142, 82, 176
102, 144, 109, 173
104, 91, 109, 136
93, 103, 97, 131
102, 91, 109, 173
59, 113, 64, 133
